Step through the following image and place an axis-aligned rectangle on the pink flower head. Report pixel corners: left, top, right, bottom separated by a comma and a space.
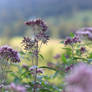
65, 63, 92, 92
10, 83, 26, 92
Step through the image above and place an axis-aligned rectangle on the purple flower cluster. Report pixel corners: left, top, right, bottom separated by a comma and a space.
54, 54, 61, 59
9, 83, 26, 92
80, 47, 86, 54
65, 63, 92, 92
64, 36, 81, 45
21, 37, 35, 51
29, 66, 43, 75
0, 46, 20, 63
36, 31, 49, 43
76, 27, 92, 40
65, 64, 73, 72
24, 18, 49, 44
25, 18, 48, 32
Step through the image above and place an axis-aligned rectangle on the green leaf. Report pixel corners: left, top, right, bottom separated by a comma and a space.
19, 51, 25, 55
39, 54, 44, 60
60, 40, 64, 44
61, 54, 67, 63
40, 66, 56, 71
70, 32, 75, 38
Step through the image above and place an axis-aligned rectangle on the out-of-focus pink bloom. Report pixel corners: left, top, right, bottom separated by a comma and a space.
76, 27, 92, 40
9, 83, 26, 92
65, 63, 92, 92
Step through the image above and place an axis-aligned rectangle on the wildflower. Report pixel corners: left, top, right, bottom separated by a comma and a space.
22, 64, 28, 70
65, 64, 73, 72
80, 47, 86, 54
54, 54, 61, 59
64, 37, 72, 45
25, 18, 48, 32
64, 36, 81, 45
65, 63, 92, 92
72, 36, 81, 43
9, 83, 26, 92
0, 45, 20, 63
21, 37, 36, 51
29, 66, 43, 75
36, 31, 49, 44
76, 27, 92, 40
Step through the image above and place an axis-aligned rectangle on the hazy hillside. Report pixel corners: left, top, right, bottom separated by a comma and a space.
0, 0, 92, 38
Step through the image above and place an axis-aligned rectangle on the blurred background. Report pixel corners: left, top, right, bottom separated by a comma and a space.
1, 0, 92, 39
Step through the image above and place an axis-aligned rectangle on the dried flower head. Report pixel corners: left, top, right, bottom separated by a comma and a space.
25, 18, 48, 32
65, 63, 92, 92
0, 46, 20, 63
9, 83, 26, 92
76, 27, 92, 40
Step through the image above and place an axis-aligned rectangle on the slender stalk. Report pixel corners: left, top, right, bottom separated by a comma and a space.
33, 41, 39, 92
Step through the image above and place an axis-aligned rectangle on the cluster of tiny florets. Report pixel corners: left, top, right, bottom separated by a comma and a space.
24, 18, 49, 44
64, 36, 80, 45
25, 18, 48, 32
0, 46, 20, 63
21, 37, 36, 51
36, 31, 49, 43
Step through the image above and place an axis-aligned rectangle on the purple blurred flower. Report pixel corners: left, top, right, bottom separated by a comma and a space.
64, 36, 81, 45
54, 54, 61, 59
22, 64, 28, 70
65, 63, 92, 92
76, 27, 92, 40
65, 64, 73, 72
64, 37, 72, 45
72, 36, 81, 43
9, 83, 26, 92
0, 45, 20, 63
80, 47, 86, 54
